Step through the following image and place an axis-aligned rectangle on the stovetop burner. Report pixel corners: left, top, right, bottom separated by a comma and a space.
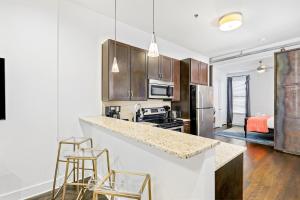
143, 118, 184, 128
136, 107, 183, 130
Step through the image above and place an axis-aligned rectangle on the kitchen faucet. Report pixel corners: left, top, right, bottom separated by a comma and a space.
134, 103, 144, 122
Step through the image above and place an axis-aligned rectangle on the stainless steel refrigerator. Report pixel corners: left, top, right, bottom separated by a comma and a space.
190, 85, 214, 138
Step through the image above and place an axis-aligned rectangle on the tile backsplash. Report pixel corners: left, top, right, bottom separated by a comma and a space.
102, 100, 171, 121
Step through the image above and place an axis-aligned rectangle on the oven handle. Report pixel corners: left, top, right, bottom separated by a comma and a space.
167, 126, 184, 132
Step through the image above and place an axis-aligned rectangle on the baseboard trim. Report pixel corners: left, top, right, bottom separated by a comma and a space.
0, 176, 63, 200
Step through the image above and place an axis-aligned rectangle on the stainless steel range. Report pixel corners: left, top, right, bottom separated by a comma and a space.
135, 107, 184, 132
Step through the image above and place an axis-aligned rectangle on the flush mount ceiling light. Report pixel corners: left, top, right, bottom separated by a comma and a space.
219, 12, 243, 31
148, 0, 159, 57
257, 60, 266, 73
111, 0, 119, 73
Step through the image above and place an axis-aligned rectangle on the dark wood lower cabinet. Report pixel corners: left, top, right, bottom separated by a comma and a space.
215, 154, 243, 200
183, 121, 190, 134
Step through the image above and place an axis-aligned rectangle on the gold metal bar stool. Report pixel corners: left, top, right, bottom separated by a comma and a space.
61, 148, 111, 200
91, 149, 152, 200
51, 137, 93, 200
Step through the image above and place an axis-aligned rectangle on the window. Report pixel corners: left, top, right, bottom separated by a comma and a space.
232, 76, 246, 125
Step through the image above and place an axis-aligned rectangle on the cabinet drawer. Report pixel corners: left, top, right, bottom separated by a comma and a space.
183, 121, 191, 134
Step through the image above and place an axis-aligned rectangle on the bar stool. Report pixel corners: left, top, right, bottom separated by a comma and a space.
61, 148, 111, 200
90, 150, 152, 200
52, 137, 93, 200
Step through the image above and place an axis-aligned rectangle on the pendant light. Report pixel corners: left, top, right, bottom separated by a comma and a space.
148, 0, 159, 57
257, 60, 266, 73
111, 0, 119, 73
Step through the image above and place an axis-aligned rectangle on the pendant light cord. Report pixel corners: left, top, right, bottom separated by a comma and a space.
114, 0, 117, 57
153, 0, 155, 34
56, 0, 60, 141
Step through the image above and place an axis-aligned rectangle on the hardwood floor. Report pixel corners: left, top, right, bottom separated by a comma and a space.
29, 128, 300, 200
215, 127, 300, 200
27, 186, 107, 200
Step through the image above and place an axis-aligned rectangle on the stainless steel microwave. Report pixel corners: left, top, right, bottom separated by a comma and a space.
148, 79, 174, 99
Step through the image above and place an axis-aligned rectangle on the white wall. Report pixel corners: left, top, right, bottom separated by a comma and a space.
0, 0, 209, 199
0, 1, 58, 199
249, 68, 274, 116
213, 68, 227, 127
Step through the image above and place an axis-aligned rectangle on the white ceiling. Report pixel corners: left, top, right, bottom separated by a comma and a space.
70, 0, 300, 57
214, 55, 274, 74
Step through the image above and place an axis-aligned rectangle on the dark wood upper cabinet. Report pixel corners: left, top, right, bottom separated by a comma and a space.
172, 58, 209, 120
108, 40, 131, 100
172, 59, 180, 101
199, 62, 208, 85
160, 56, 173, 82
147, 55, 173, 82
103, 39, 180, 101
189, 59, 208, 85
102, 40, 147, 101
130, 47, 147, 101
190, 59, 199, 84
147, 56, 160, 80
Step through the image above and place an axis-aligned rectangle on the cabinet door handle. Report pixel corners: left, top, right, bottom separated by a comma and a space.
127, 90, 130, 97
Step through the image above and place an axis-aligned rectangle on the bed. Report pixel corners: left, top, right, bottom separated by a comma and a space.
244, 116, 274, 138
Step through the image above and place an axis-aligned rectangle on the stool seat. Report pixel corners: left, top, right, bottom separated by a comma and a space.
93, 170, 151, 199
60, 137, 92, 145
64, 148, 105, 160
61, 148, 111, 200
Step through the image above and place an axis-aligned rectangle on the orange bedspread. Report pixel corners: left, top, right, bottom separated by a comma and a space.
246, 116, 271, 133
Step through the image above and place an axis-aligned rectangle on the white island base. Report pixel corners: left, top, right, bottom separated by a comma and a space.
80, 117, 218, 200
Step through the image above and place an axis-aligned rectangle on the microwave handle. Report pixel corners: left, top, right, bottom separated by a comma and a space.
167, 86, 173, 97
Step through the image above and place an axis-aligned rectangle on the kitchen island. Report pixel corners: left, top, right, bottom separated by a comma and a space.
79, 116, 245, 200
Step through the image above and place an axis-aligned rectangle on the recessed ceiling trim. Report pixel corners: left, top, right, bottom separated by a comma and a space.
210, 41, 300, 63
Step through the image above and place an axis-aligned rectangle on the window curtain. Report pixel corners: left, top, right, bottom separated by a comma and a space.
245, 75, 251, 117
227, 77, 233, 127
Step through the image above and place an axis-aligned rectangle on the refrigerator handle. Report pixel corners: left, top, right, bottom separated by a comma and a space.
201, 94, 204, 121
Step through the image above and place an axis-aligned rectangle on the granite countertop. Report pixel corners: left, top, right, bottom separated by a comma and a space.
80, 116, 219, 159
215, 142, 246, 171
139, 121, 158, 126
